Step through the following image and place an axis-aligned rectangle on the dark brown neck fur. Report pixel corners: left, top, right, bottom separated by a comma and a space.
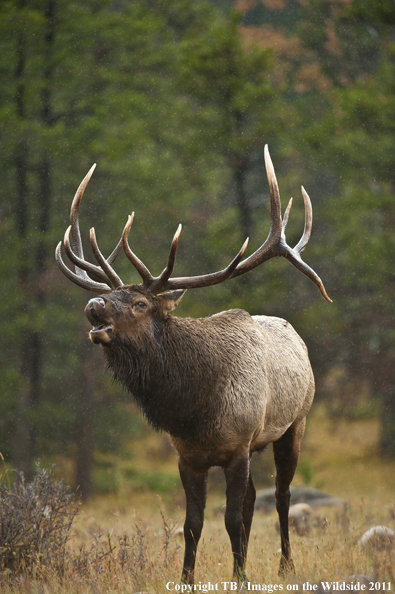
103, 313, 242, 441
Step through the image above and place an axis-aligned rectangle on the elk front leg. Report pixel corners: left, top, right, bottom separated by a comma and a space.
273, 418, 306, 576
224, 452, 250, 584
179, 457, 208, 585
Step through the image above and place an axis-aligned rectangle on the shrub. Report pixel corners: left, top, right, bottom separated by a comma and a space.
0, 465, 80, 576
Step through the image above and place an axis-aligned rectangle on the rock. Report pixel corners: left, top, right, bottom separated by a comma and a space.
173, 526, 184, 540
358, 526, 394, 551
255, 486, 344, 512
289, 503, 313, 536
274, 503, 313, 536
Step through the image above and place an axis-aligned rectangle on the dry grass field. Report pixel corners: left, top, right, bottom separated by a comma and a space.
1, 405, 395, 593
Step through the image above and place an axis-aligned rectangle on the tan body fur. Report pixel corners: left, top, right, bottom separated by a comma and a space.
170, 312, 314, 469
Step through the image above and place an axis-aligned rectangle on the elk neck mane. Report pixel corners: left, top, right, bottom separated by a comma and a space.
102, 308, 253, 442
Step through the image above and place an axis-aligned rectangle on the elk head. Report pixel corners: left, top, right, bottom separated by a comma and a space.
55, 145, 331, 345
84, 287, 186, 346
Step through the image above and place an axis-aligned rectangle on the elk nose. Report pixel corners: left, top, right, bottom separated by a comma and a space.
84, 297, 107, 323
88, 297, 106, 309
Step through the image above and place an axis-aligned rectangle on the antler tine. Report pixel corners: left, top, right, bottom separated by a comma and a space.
122, 214, 155, 287
90, 228, 124, 289
55, 242, 112, 294
156, 237, 250, 293
64, 226, 111, 284
71, 163, 123, 271
281, 186, 331, 301
70, 164, 96, 267
229, 145, 331, 302
283, 250, 332, 302
264, 145, 283, 246
230, 145, 284, 276
150, 224, 182, 294
107, 237, 123, 266
56, 164, 126, 293
282, 198, 293, 237
294, 186, 312, 253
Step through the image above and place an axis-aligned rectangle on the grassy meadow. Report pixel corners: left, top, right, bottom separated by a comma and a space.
1, 404, 395, 593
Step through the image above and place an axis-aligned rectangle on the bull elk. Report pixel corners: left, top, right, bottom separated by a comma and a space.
56, 145, 331, 585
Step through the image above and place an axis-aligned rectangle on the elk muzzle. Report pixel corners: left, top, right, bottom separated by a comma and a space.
84, 297, 113, 345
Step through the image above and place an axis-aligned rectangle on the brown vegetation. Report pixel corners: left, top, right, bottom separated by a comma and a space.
1, 412, 394, 593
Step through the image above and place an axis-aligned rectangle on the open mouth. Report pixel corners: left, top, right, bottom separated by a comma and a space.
85, 305, 113, 344
89, 320, 113, 344
90, 321, 112, 332
88, 310, 112, 332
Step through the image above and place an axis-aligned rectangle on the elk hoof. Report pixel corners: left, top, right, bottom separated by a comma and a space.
278, 556, 295, 577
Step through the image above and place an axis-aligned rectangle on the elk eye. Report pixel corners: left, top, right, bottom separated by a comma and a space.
133, 301, 147, 311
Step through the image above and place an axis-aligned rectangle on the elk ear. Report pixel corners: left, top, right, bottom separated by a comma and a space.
157, 289, 187, 314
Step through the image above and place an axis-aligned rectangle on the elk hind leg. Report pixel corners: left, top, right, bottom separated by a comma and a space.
241, 468, 256, 563
273, 418, 306, 576
179, 457, 208, 585
224, 452, 250, 583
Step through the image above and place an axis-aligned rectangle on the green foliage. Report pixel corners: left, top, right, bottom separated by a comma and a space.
297, 458, 314, 485
0, 0, 278, 482
286, 1, 395, 455
2, 0, 395, 491
236, 0, 395, 455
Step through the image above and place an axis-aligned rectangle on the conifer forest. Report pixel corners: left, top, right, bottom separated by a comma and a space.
1, 0, 395, 498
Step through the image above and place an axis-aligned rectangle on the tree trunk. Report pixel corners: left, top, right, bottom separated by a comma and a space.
234, 158, 253, 241
380, 386, 395, 456
379, 355, 395, 457
13, 0, 56, 479
13, 0, 32, 476
232, 109, 253, 241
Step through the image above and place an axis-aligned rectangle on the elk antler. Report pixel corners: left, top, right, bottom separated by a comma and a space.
57, 147, 331, 302
230, 146, 332, 302
122, 214, 250, 295
123, 145, 331, 301
55, 165, 124, 294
